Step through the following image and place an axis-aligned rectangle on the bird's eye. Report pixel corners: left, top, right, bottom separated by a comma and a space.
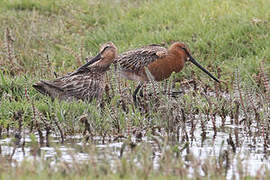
180, 47, 186, 51
180, 47, 191, 56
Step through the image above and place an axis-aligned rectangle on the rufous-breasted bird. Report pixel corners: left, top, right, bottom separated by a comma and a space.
115, 42, 219, 103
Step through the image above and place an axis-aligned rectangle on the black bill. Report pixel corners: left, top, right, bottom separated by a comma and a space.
76, 53, 102, 72
189, 56, 220, 83
68, 52, 102, 76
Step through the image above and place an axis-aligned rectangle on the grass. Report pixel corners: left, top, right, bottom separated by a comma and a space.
0, 0, 270, 179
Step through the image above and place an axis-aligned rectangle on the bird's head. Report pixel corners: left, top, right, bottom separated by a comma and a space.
170, 42, 220, 83
77, 42, 117, 70
99, 42, 117, 64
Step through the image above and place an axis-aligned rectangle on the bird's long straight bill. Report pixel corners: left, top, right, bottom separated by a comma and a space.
76, 53, 102, 71
189, 56, 220, 83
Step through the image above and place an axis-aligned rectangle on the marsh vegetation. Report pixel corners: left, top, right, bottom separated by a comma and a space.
0, 0, 270, 179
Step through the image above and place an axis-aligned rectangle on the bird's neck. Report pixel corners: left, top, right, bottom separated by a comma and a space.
167, 50, 186, 73
147, 50, 186, 82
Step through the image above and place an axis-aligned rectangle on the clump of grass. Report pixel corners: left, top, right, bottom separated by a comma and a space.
0, 0, 270, 179
1, 0, 60, 14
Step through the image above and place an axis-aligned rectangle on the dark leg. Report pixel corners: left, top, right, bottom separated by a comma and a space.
139, 87, 144, 97
133, 83, 143, 105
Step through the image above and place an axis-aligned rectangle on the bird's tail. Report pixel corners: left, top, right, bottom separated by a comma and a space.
33, 81, 50, 96
33, 80, 64, 100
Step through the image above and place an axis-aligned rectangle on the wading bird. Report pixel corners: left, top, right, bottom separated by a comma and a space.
33, 42, 117, 102
115, 42, 220, 103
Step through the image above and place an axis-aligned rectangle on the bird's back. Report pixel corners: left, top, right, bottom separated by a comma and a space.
33, 66, 107, 102
116, 44, 167, 72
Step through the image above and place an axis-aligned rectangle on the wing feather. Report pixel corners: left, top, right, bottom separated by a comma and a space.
35, 67, 105, 102
116, 44, 167, 72
60, 73, 104, 101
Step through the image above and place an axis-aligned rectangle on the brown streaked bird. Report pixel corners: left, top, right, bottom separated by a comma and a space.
115, 42, 220, 103
33, 42, 117, 102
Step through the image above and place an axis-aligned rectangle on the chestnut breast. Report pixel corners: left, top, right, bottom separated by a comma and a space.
144, 52, 185, 82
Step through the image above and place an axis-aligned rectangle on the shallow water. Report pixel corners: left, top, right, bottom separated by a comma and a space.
0, 115, 269, 179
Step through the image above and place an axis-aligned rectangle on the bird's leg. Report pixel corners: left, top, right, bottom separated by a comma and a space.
133, 83, 143, 105
139, 87, 144, 97
54, 72, 58, 78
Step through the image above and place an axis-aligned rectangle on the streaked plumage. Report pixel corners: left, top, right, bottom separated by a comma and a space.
117, 44, 167, 75
33, 42, 117, 102
115, 42, 219, 103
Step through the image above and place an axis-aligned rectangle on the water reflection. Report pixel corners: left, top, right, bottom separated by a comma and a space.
0, 115, 270, 178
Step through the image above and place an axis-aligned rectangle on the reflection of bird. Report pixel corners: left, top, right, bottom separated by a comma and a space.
33, 42, 117, 102
115, 42, 219, 103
